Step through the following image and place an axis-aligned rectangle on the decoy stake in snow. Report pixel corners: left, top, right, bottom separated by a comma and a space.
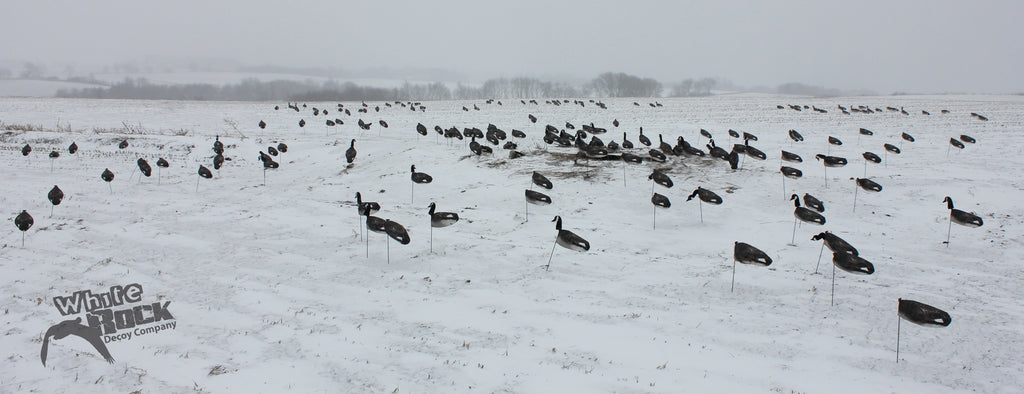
942, 196, 983, 247
15, 210, 33, 247
428, 202, 459, 253
732, 242, 772, 292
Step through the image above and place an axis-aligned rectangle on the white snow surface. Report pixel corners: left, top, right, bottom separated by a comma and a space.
1, 95, 1023, 393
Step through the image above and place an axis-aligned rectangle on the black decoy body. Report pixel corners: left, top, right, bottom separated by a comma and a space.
901, 132, 915, 142
638, 128, 651, 146
118, 140, 128, 149
648, 149, 667, 162
744, 140, 766, 160
792, 194, 826, 225
943, 197, 983, 227
815, 154, 848, 167
959, 135, 976, 144
268, 146, 279, 156
708, 140, 729, 159
198, 165, 213, 179
552, 216, 589, 252
411, 165, 433, 184
950, 138, 965, 149
525, 190, 552, 205
854, 178, 882, 192
259, 120, 266, 129
101, 169, 114, 182
781, 150, 802, 163
428, 203, 459, 227
781, 166, 803, 179
729, 129, 741, 139
863, 152, 882, 163
898, 299, 952, 327
828, 136, 843, 146
213, 154, 224, 170
687, 187, 723, 204
742, 131, 758, 142
22, 144, 31, 156
734, 242, 772, 266
532, 172, 553, 189
15, 210, 33, 231
156, 158, 169, 168
884, 144, 901, 154
138, 158, 152, 177
859, 128, 874, 136
788, 129, 803, 142
356, 192, 381, 216
812, 232, 858, 255
803, 193, 824, 213
649, 170, 673, 188
832, 252, 874, 275
651, 193, 671, 208
346, 139, 357, 163
512, 129, 526, 138
365, 208, 387, 234
416, 123, 428, 136
277, 143, 287, 153
49, 150, 59, 158
658, 134, 673, 156
384, 220, 410, 244
621, 152, 643, 163
68, 142, 78, 154
48, 186, 64, 206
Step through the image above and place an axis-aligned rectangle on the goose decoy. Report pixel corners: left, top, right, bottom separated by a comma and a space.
613, 119, 619, 127
546, 216, 590, 271
959, 135, 976, 144
781, 166, 802, 179
47, 185, 64, 216
729, 129, 740, 139
118, 140, 128, 149
687, 187, 723, 223
14, 210, 33, 246
277, 143, 287, 153
258, 120, 267, 129
416, 123, 428, 136
411, 165, 432, 184
742, 131, 758, 142
68, 142, 78, 154
732, 241, 772, 292
345, 139, 357, 164
621, 152, 643, 164
829, 252, 874, 305
528, 114, 537, 123
298, 119, 305, 128
648, 149, 667, 163
138, 158, 152, 178
942, 196, 983, 246
100, 168, 114, 192
638, 127, 651, 146
362, 206, 387, 257
213, 154, 224, 170
651, 193, 671, 208
811, 231, 857, 273
781, 150, 802, 163
949, 138, 965, 150
196, 165, 212, 191
213, 136, 224, 155
884, 144, 901, 154
356, 192, 381, 216
268, 146, 279, 156
790, 194, 825, 244
788, 129, 803, 142
658, 134, 674, 156
648, 170, 673, 189
532, 171, 553, 190
512, 129, 526, 138
896, 298, 952, 363
859, 128, 873, 136
700, 128, 712, 140
707, 139, 729, 160
815, 154, 847, 188
525, 190, 551, 206
828, 136, 843, 146
379, 120, 389, 128
854, 177, 882, 192
863, 152, 881, 164
427, 202, 459, 252
743, 140, 766, 160
803, 193, 824, 213
22, 144, 31, 156
901, 132, 915, 142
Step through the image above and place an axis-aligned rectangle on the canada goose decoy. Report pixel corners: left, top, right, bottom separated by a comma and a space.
815, 154, 847, 188
138, 158, 152, 179
687, 187, 723, 223
830, 252, 874, 305
884, 144, 901, 154
638, 127, 651, 146
896, 298, 952, 363
382, 219, 410, 263
728, 129, 740, 139
658, 134, 674, 156
811, 231, 857, 273
850, 177, 882, 213
959, 134, 976, 144
732, 241, 772, 292
22, 144, 32, 156
781, 150, 802, 163
355, 192, 381, 241
859, 128, 873, 136
101, 168, 114, 193
524, 189, 551, 222
512, 129, 526, 138
901, 132, 915, 142
47, 185, 64, 216
363, 206, 387, 257
942, 196, 983, 246
14, 210, 33, 246
532, 171, 553, 190
416, 123, 427, 136
547, 216, 590, 271
781, 166, 802, 179
345, 139, 357, 164
651, 193, 671, 229
803, 193, 824, 213
949, 138, 965, 151
707, 139, 729, 160
862, 151, 881, 176
427, 202, 459, 252
828, 136, 843, 147
742, 131, 758, 142
743, 140, 766, 160
68, 142, 78, 154
648, 149, 667, 163
649, 170, 673, 189
700, 128, 712, 141
790, 194, 825, 244
788, 129, 803, 142
258, 120, 266, 129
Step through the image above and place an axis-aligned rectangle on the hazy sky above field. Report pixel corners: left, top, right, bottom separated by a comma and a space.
3, 0, 1023, 93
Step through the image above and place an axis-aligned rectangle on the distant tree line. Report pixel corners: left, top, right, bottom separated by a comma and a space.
53, 73, 726, 101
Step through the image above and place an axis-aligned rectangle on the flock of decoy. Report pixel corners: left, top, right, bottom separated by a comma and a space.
10, 97, 990, 362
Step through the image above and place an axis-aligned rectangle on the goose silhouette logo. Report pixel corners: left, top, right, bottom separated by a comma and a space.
41, 317, 114, 366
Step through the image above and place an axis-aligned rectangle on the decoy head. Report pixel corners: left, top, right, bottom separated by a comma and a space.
428, 202, 436, 214
943, 196, 953, 209
552, 215, 562, 230
815, 154, 826, 160
411, 165, 416, 172
811, 232, 825, 241
355, 192, 362, 202
350, 139, 356, 146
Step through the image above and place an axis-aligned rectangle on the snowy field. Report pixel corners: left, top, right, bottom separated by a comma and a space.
1, 94, 1023, 393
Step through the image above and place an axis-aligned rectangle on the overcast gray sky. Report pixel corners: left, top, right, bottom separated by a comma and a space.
3, 0, 1023, 93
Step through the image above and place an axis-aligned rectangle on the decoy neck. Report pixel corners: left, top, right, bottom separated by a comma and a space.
943, 196, 954, 210
790, 194, 801, 207
349, 139, 355, 148
815, 154, 826, 160
428, 202, 436, 215
552, 215, 562, 230
356, 192, 363, 204
411, 165, 416, 172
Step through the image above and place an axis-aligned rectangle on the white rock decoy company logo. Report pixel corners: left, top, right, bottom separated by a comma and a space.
40, 283, 176, 366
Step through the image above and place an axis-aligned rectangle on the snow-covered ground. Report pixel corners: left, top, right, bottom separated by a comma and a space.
1, 95, 1022, 393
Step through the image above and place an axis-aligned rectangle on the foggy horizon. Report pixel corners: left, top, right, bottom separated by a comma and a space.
3, 0, 1023, 95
